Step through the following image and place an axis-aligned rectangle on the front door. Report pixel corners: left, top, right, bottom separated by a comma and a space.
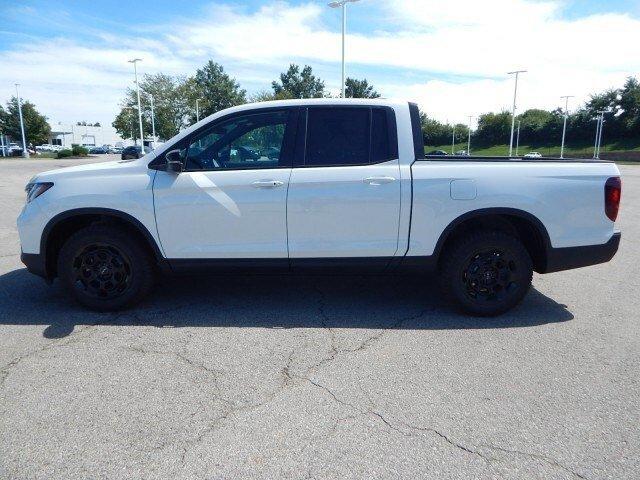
153, 108, 296, 260
287, 106, 401, 268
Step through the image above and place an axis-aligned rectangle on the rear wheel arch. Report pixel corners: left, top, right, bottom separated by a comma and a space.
41, 208, 165, 278
434, 208, 551, 273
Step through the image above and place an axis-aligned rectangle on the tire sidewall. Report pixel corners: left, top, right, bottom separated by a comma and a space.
444, 232, 533, 316
58, 227, 152, 311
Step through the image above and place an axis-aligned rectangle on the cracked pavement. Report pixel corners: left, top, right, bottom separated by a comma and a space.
1, 156, 639, 479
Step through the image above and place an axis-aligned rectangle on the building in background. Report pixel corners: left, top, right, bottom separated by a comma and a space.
47, 122, 131, 148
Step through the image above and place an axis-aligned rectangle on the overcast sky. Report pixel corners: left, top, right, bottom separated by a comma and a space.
1, 0, 639, 127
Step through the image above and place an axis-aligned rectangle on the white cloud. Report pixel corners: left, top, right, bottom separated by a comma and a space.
0, 0, 638, 127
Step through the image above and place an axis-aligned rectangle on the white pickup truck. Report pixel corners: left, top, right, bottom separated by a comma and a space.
18, 99, 622, 316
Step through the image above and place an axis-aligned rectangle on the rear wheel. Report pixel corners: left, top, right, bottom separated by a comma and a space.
440, 230, 533, 316
57, 225, 155, 311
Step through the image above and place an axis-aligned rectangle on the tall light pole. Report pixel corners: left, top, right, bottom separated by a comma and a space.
147, 93, 156, 145
593, 112, 605, 159
451, 124, 456, 155
596, 111, 606, 159
196, 99, 200, 122
559, 95, 574, 159
15, 84, 29, 158
328, 0, 360, 98
515, 120, 521, 156
128, 58, 145, 147
507, 70, 527, 157
466, 116, 475, 155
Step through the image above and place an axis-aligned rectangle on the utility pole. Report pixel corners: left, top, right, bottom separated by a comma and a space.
467, 116, 474, 155
596, 111, 605, 159
593, 112, 605, 159
128, 58, 145, 147
559, 95, 574, 159
196, 99, 200, 122
451, 124, 456, 155
507, 70, 527, 157
515, 120, 521, 156
328, 0, 360, 98
15, 84, 29, 158
149, 94, 156, 146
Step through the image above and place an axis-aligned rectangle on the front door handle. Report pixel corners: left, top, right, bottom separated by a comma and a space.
252, 180, 284, 188
363, 176, 396, 186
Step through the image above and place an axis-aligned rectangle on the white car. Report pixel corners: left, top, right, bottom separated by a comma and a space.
17, 99, 622, 316
524, 151, 543, 158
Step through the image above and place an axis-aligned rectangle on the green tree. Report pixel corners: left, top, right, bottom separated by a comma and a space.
249, 90, 277, 103
474, 111, 512, 145
2, 97, 50, 146
112, 107, 141, 144
345, 78, 380, 98
113, 73, 193, 141
272, 64, 325, 99
187, 61, 246, 123
618, 77, 640, 136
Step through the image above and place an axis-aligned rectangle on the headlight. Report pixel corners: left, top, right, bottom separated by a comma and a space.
25, 182, 53, 203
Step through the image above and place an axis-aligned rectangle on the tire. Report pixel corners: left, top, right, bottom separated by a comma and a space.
57, 225, 155, 311
439, 230, 533, 316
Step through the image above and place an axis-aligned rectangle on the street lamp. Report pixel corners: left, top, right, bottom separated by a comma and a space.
196, 99, 200, 122
141, 91, 156, 145
507, 70, 527, 157
451, 124, 456, 155
515, 120, 521, 157
328, 0, 360, 98
559, 95, 574, 159
15, 84, 29, 158
467, 115, 474, 155
128, 58, 145, 147
593, 111, 606, 159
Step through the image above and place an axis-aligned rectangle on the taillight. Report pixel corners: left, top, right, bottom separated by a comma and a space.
605, 177, 621, 222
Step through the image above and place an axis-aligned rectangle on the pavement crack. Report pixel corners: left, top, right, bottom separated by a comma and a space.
124, 346, 221, 383
309, 301, 430, 372
301, 375, 494, 467
481, 444, 589, 480
0, 313, 119, 389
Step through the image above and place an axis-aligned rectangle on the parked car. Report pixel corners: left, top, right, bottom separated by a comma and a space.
121, 146, 151, 160
8, 143, 23, 156
18, 99, 622, 316
109, 146, 123, 154
89, 146, 109, 154
455, 150, 469, 156
426, 150, 448, 156
524, 152, 542, 158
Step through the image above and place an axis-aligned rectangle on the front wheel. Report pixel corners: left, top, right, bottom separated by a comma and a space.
57, 225, 155, 311
440, 230, 533, 316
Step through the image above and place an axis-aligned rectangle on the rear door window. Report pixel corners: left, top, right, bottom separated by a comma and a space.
303, 107, 396, 166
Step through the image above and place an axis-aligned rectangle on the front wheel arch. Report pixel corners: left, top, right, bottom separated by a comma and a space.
41, 208, 165, 279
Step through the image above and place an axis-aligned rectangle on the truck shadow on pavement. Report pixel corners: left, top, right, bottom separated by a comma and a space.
0, 268, 574, 339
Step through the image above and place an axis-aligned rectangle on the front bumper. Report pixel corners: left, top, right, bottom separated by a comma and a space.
21, 251, 51, 282
543, 232, 621, 273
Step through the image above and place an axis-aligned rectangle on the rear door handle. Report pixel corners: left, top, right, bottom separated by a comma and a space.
252, 180, 284, 188
363, 176, 396, 186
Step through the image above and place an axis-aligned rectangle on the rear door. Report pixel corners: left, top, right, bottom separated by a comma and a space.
287, 106, 401, 269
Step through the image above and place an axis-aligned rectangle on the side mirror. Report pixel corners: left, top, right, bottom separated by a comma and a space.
165, 149, 184, 173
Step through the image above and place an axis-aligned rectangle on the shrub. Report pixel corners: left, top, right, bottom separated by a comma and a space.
71, 144, 88, 156
56, 149, 73, 159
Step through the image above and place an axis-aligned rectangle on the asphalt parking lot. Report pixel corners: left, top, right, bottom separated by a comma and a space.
0, 155, 638, 479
